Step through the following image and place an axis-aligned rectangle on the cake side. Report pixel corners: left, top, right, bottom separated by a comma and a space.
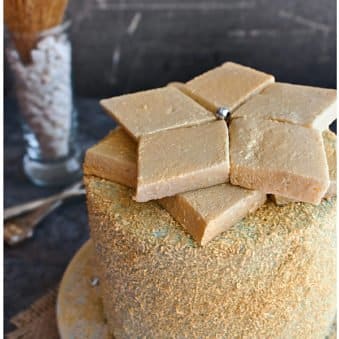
85, 176, 336, 338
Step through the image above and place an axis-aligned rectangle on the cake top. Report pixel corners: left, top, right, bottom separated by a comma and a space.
91, 60, 336, 244
86, 177, 336, 251
84, 127, 336, 245
85, 127, 265, 245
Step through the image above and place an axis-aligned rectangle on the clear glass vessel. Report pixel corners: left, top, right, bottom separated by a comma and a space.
6, 21, 81, 187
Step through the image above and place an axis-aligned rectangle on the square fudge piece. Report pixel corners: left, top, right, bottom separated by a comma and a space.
84, 127, 137, 187
100, 86, 214, 140
232, 82, 337, 131
184, 62, 274, 113
273, 129, 337, 205
229, 118, 329, 205
135, 120, 229, 202
160, 184, 266, 246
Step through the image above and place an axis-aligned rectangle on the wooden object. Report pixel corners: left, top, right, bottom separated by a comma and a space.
4, 0, 69, 63
57, 240, 111, 339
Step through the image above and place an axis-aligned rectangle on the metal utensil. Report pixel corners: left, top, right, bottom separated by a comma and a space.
4, 200, 62, 245
4, 180, 85, 220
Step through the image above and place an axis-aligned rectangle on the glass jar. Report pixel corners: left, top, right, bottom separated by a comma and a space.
5, 21, 81, 187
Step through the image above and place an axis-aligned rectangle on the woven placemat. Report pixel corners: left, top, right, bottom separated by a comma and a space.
7, 288, 59, 339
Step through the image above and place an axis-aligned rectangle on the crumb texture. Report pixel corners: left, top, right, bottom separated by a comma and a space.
86, 176, 336, 339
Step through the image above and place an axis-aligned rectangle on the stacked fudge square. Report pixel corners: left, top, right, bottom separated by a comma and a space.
84, 62, 336, 246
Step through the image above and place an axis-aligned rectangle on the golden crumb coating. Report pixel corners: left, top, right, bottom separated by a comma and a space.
85, 176, 336, 339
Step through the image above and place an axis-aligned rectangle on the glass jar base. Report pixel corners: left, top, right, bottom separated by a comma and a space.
23, 153, 81, 187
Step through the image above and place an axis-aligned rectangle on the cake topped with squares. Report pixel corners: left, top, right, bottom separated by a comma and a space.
84, 61, 336, 338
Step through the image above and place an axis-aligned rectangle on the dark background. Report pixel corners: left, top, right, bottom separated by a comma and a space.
4, 0, 337, 334
5, 0, 337, 98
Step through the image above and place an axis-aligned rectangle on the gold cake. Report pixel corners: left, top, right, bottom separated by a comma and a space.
86, 176, 336, 338
85, 61, 336, 338
85, 130, 336, 337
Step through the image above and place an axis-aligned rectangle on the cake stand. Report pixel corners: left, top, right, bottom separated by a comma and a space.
56, 240, 111, 338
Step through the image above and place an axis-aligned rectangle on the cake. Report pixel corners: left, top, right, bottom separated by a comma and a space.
84, 62, 336, 338
86, 177, 336, 338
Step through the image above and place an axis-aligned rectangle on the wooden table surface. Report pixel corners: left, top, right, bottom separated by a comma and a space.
4, 98, 115, 334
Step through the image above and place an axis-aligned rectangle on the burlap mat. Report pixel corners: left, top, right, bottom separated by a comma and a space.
6, 288, 59, 339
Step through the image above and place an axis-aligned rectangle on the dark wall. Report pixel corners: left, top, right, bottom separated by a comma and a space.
5, 0, 337, 98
